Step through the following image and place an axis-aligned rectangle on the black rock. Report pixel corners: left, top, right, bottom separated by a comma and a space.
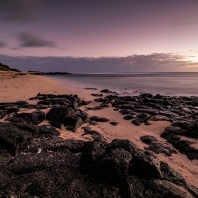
107, 139, 137, 154
8, 110, 45, 125
76, 111, 89, 123
154, 94, 163, 99
95, 147, 132, 187
172, 120, 198, 138
46, 107, 76, 128
64, 116, 84, 132
31, 110, 45, 124
130, 151, 162, 179
0, 110, 6, 119
110, 121, 118, 126
80, 141, 107, 170
131, 113, 151, 126
123, 114, 134, 120
140, 135, 177, 156
38, 126, 60, 136
7, 150, 74, 174
140, 135, 157, 144
121, 176, 192, 198
119, 109, 134, 115
82, 128, 107, 142
8, 112, 35, 124
94, 98, 106, 102
90, 116, 110, 122
173, 140, 197, 154
0, 149, 11, 166
150, 115, 172, 122
187, 153, 198, 160
91, 93, 103, 97
85, 87, 98, 90
0, 122, 34, 155
131, 118, 141, 126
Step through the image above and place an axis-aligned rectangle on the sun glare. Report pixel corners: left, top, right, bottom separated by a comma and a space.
184, 52, 198, 63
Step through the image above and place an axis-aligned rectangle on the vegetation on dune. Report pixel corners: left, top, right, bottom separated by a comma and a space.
0, 62, 21, 72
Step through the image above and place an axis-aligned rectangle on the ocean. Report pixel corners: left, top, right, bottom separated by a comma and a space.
48, 72, 198, 96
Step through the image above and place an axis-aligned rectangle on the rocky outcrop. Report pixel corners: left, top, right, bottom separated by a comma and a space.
0, 130, 197, 197
0, 62, 21, 72
140, 135, 177, 156
0, 110, 6, 119
46, 106, 76, 128
1, 94, 198, 197
90, 93, 198, 160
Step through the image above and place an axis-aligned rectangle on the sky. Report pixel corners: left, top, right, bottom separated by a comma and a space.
0, 0, 198, 73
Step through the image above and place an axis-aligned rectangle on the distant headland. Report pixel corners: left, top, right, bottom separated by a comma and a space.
0, 63, 21, 72
0, 63, 71, 75
28, 71, 72, 75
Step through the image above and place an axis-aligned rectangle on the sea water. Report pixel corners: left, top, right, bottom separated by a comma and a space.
48, 72, 198, 96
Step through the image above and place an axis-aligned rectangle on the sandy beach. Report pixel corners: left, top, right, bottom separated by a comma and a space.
1, 71, 198, 191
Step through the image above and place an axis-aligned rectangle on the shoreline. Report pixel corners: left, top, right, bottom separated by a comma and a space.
0, 72, 198, 196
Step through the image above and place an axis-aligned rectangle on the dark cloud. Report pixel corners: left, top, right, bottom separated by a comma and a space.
0, 42, 7, 48
0, 53, 197, 73
17, 33, 56, 48
0, 0, 39, 23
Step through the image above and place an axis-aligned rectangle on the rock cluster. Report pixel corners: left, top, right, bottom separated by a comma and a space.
1, 122, 197, 197
92, 91, 198, 159
0, 92, 198, 197
0, 62, 21, 72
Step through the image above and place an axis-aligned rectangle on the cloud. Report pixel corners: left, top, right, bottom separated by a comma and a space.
0, 53, 197, 73
0, 0, 39, 23
17, 32, 56, 48
0, 42, 7, 48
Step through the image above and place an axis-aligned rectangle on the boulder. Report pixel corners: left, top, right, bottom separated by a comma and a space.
82, 128, 107, 142
95, 148, 132, 187
80, 141, 107, 170
31, 110, 45, 124
107, 139, 138, 154
0, 110, 6, 119
76, 111, 89, 122
38, 126, 60, 136
129, 151, 162, 179
131, 113, 151, 126
8, 110, 45, 125
64, 116, 84, 132
121, 176, 193, 198
123, 114, 134, 120
46, 107, 76, 128
0, 122, 34, 155
7, 150, 75, 174
0, 149, 11, 166
140, 135, 177, 156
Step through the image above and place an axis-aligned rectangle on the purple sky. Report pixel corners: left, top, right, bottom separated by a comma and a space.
0, 0, 198, 72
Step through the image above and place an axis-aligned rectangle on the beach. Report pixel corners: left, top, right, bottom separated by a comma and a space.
1, 72, 198, 197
